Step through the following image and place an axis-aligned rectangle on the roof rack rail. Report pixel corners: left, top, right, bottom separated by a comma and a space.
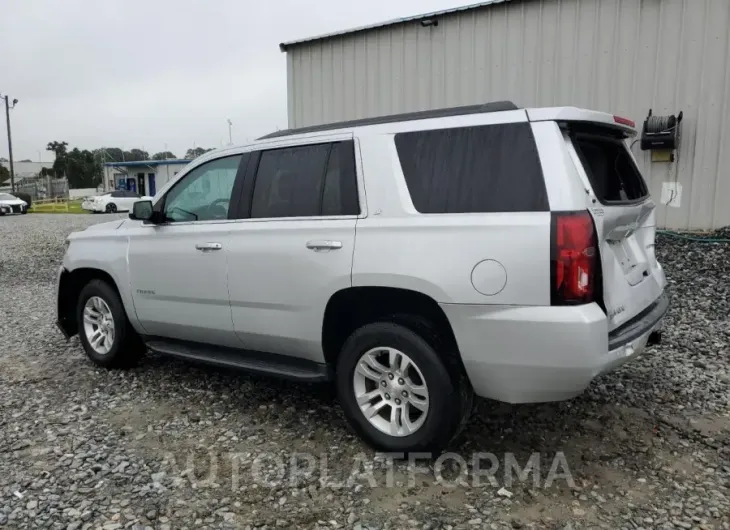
258, 101, 519, 140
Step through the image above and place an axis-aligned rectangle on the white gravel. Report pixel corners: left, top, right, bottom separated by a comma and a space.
1, 213, 728, 530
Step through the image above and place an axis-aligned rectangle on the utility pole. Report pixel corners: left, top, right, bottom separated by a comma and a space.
1, 94, 18, 192
227, 118, 233, 145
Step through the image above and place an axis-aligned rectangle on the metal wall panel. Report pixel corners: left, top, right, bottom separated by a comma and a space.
286, 0, 730, 230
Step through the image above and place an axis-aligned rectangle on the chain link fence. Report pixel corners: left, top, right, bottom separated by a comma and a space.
16, 176, 69, 200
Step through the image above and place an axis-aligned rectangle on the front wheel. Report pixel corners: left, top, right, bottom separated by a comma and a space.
76, 279, 145, 368
336, 322, 472, 454
105, 203, 117, 213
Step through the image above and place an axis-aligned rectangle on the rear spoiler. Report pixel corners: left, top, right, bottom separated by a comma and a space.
526, 107, 638, 138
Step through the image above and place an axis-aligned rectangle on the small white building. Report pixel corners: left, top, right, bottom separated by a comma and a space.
0, 160, 54, 180
103, 160, 190, 196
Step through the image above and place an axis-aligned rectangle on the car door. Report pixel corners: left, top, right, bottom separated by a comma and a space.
120, 191, 133, 210
126, 153, 248, 347
116, 191, 131, 211
227, 137, 361, 362
127, 191, 142, 210
109, 191, 124, 210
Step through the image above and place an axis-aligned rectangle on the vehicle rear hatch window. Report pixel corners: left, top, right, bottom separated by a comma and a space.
394, 123, 548, 213
571, 132, 648, 204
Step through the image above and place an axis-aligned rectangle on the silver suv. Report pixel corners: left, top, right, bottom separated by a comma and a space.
57, 102, 668, 453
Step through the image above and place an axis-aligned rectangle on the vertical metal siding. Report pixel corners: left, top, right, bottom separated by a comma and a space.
287, 0, 730, 230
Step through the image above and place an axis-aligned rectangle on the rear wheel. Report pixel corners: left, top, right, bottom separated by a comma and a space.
336, 321, 472, 454
106, 203, 117, 213
76, 279, 145, 368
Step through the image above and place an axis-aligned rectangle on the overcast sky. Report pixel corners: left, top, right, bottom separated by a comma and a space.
0, 0, 469, 161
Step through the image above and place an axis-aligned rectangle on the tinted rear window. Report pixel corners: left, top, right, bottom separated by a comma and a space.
572, 135, 648, 203
394, 123, 548, 214
249, 141, 359, 218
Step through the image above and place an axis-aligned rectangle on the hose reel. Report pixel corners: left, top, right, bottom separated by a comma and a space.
641, 109, 683, 206
640, 109, 683, 153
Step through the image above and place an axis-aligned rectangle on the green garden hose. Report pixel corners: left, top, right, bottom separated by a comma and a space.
657, 229, 730, 243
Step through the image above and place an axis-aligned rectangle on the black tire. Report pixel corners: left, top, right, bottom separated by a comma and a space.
21, 210, 28, 215
106, 203, 117, 213
76, 279, 145, 368
336, 321, 473, 454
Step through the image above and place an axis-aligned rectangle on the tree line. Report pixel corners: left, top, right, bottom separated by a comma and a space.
40, 143, 215, 188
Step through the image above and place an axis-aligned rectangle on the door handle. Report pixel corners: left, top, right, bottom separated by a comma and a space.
306, 240, 343, 251
195, 242, 223, 252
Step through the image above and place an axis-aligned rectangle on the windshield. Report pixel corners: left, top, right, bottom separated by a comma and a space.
0, 193, 17, 200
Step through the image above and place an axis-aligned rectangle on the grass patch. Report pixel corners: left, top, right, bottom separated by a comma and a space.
30, 200, 88, 214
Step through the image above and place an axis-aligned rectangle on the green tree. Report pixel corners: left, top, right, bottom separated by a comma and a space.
65, 148, 101, 188
92, 147, 148, 163
185, 147, 214, 159
0, 164, 9, 184
152, 151, 177, 160
46, 141, 69, 177
124, 148, 149, 161
94, 147, 124, 164
46, 141, 68, 158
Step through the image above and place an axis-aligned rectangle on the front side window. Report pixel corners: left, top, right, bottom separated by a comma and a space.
163, 155, 242, 222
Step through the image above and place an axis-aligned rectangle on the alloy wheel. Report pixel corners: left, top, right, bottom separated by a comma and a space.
82, 296, 115, 355
352, 347, 430, 437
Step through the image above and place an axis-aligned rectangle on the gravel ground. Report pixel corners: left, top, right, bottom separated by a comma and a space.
1, 213, 728, 530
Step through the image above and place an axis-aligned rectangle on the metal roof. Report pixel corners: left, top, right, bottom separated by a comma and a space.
279, 0, 513, 51
103, 159, 190, 167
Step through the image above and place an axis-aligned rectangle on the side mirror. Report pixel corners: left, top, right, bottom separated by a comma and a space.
130, 200, 154, 221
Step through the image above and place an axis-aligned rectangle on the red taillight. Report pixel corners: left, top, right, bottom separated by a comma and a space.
613, 115, 636, 128
551, 211, 598, 305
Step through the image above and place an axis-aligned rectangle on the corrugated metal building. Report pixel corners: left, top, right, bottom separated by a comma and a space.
280, 0, 730, 230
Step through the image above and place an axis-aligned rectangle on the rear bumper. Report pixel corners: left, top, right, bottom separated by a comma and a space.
441, 294, 668, 404
608, 293, 669, 350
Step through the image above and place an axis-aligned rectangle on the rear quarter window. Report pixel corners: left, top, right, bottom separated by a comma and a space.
394, 122, 548, 214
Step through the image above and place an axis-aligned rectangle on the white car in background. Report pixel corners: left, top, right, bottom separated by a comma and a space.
82, 190, 151, 213
0, 193, 28, 215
